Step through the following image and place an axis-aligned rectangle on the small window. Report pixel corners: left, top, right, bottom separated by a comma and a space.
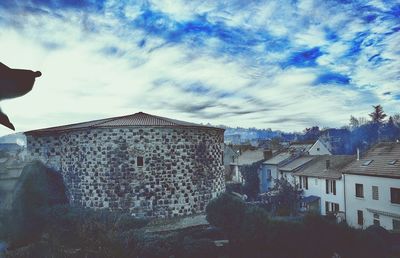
137, 156, 144, 167
326, 180, 336, 195
316, 147, 320, 151
267, 169, 272, 180
300, 176, 308, 190
393, 219, 400, 232
372, 186, 379, 200
390, 188, 400, 204
373, 214, 380, 226
325, 201, 339, 213
389, 160, 398, 165
357, 210, 363, 225
355, 183, 364, 198
361, 160, 373, 166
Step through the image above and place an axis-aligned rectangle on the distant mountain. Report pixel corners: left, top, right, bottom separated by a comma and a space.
223, 126, 299, 144
0, 133, 26, 146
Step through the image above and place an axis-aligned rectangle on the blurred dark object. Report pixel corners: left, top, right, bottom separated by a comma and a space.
0, 62, 41, 130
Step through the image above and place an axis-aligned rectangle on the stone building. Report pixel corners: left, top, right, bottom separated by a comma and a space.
24, 112, 225, 217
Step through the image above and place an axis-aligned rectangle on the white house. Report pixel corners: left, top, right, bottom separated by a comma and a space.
308, 139, 332, 155
294, 155, 354, 216
223, 145, 240, 183
343, 142, 400, 232
260, 152, 293, 193
278, 156, 314, 186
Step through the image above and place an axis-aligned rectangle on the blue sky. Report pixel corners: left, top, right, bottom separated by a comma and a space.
0, 0, 399, 135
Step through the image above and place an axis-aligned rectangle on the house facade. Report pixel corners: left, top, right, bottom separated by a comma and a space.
278, 156, 314, 186
260, 152, 292, 193
223, 145, 240, 183
343, 142, 400, 231
308, 139, 332, 155
237, 148, 268, 184
344, 174, 400, 230
295, 155, 354, 216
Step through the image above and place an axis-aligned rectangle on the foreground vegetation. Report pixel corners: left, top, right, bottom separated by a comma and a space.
1, 162, 399, 257
206, 193, 400, 258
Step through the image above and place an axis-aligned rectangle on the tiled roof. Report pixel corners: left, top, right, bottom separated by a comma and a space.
263, 152, 292, 165
237, 149, 265, 166
25, 112, 224, 135
343, 142, 400, 178
296, 155, 355, 179
289, 142, 314, 152
279, 156, 314, 172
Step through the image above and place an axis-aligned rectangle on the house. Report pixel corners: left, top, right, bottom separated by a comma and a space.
260, 152, 293, 193
236, 149, 269, 184
223, 145, 240, 183
308, 139, 332, 155
288, 142, 314, 153
225, 134, 241, 145
294, 155, 354, 216
0, 157, 27, 211
343, 142, 400, 231
24, 112, 226, 218
278, 156, 314, 186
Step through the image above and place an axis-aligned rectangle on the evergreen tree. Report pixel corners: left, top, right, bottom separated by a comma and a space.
369, 105, 387, 123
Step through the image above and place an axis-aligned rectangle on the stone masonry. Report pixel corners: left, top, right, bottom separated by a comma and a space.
24, 112, 225, 218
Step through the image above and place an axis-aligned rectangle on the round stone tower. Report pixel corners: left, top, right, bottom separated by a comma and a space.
25, 112, 225, 217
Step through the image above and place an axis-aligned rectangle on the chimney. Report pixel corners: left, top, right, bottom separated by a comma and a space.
357, 148, 360, 161
263, 149, 273, 160
326, 159, 330, 169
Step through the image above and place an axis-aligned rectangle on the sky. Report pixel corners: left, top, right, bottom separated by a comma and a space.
0, 0, 399, 136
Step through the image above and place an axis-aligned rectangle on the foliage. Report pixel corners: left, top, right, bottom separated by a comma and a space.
369, 104, 387, 123
349, 115, 360, 129
301, 126, 321, 141
240, 160, 263, 200
269, 178, 302, 216
206, 193, 246, 237
4, 161, 68, 247
206, 196, 395, 258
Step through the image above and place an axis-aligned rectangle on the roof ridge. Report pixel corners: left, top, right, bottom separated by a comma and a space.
90, 112, 141, 128
141, 112, 179, 126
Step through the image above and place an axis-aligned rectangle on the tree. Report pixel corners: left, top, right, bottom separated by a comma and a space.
380, 116, 400, 141
393, 113, 400, 127
268, 178, 302, 216
241, 160, 263, 200
206, 193, 246, 237
369, 105, 387, 124
349, 116, 359, 129
302, 126, 320, 141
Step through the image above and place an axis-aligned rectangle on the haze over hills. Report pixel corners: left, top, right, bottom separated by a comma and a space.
0, 132, 26, 146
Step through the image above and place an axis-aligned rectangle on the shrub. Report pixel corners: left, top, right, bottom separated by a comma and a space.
6, 161, 67, 247
206, 193, 246, 236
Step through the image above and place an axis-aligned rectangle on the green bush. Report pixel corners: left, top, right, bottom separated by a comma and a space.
206, 193, 246, 236
5, 161, 67, 247
205, 194, 397, 258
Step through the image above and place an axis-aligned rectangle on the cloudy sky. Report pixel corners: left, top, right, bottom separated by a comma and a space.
0, 0, 399, 135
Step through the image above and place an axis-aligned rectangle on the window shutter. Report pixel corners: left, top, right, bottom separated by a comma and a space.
299, 177, 302, 189
325, 201, 329, 214
305, 177, 308, 190
333, 180, 336, 195
326, 180, 329, 194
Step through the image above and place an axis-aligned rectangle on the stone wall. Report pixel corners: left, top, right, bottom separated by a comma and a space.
26, 126, 225, 217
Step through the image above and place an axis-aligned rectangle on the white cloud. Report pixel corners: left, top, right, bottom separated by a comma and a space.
0, 0, 398, 135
